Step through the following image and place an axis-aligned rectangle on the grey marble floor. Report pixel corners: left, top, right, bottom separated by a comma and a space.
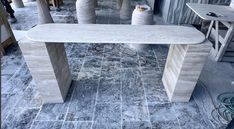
1, 0, 224, 129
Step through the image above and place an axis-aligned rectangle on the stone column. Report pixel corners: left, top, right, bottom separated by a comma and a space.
36, 0, 54, 24
117, 0, 122, 9
120, 0, 131, 20
76, 0, 96, 24
162, 40, 212, 102
12, 0, 24, 8
129, 5, 154, 50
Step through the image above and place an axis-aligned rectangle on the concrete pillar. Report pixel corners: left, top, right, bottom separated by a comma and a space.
36, 0, 54, 24
162, 40, 212, 102
76, 0, 96, 24
117, 0, 122, 9
12, 0, 24, 8
120, 0, 131, 20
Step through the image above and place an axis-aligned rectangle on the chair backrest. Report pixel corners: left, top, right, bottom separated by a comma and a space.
230, 0, 234, 8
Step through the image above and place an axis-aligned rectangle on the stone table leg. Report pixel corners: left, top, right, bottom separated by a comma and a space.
19, 38, 72, 103
162, 40, 212, 102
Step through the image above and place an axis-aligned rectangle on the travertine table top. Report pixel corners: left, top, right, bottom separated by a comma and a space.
26, 23, 205, 44
187, 3, 234, 22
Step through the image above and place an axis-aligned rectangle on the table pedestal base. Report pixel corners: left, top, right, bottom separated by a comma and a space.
162, 40, 212, 102
19, 39, 72, 103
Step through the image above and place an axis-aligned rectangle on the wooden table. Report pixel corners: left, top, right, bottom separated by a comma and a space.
19, 24, 211, 103
187, 3, 234, 62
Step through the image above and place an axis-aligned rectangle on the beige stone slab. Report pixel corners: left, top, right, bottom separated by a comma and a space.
18, 38, 72, 103
26, 24, 205, 44
162, 40, 212, 102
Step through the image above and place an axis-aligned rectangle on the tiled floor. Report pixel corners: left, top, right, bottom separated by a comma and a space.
1, 0, 220, 129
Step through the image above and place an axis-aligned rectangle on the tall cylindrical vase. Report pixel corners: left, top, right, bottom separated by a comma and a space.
131, 5, 154, 25
12, 0, 24, 8
94, 0, 98, 8
37, 0, 54, 24
76, 0, 96, 24
120, 0, 131, 20
117, 0, 122, 9
129, 5, 154, 50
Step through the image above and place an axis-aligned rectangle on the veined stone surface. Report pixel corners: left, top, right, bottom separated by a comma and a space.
1, 0, 230, 128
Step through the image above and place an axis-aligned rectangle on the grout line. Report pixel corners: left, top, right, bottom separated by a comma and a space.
172, 103, 183, 129
152, 48, 162, 73
61, 82, 78, 128
29, 105, 43, 129
90, 51, 104, 129
120, 69, 123, 129
137, 53, 153, 129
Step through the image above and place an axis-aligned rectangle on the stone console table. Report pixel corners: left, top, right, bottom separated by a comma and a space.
19, 24, 212, 103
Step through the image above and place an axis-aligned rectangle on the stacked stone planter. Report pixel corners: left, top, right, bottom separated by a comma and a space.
131, 5, 153, 25
129, 5, 154, 50
76, 0, 96, 24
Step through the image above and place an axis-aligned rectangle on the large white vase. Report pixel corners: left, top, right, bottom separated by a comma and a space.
76, 0, 96, 24
129, 5, 154, 50
120, 0, 131, 20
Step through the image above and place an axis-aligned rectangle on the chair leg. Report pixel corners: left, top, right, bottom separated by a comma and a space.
206, 20, 214, 39
216, 23, 234, 61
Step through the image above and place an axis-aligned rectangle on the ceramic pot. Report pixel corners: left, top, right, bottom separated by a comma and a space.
76, 0, 96, 24
120, 0, 131, 20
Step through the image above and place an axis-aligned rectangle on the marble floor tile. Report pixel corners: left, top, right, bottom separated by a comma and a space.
141, 72, 162, 86
148, 103, 180, 129
65, 43, 88, 58
1, 93, 22, 121
120, 57, 139, 68
141, 67, 161, 76
173, 100, 212, 129
31, 121, 63, 129
97, 79, 121, 104
122, 121, 152, 129
78, 68, 101, 80
83, 56, 102, 68
137, 46, 155, 57
103, 44, 122, 58
61, 122, 92, 129
92, 122, 121, 129
122, 103, 149, 122
151, 120, 180, 129
36, 83, 76, 121
139, 56, 158, 68
157, 59, 167, 72
94, 103, 121, 123
66, 79, 98, 121
144, 83, 168, 103
120, 46, 138, 58
86, 44, 105, 57
101, 67, 121, 81
102, 57, 121, 69
68, 58, 83, 74
15, 81, 43, 108
2, 108, 39, 129
122, 75, 146, 105
36, 103, 68, 121
2, 63, 32, 95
